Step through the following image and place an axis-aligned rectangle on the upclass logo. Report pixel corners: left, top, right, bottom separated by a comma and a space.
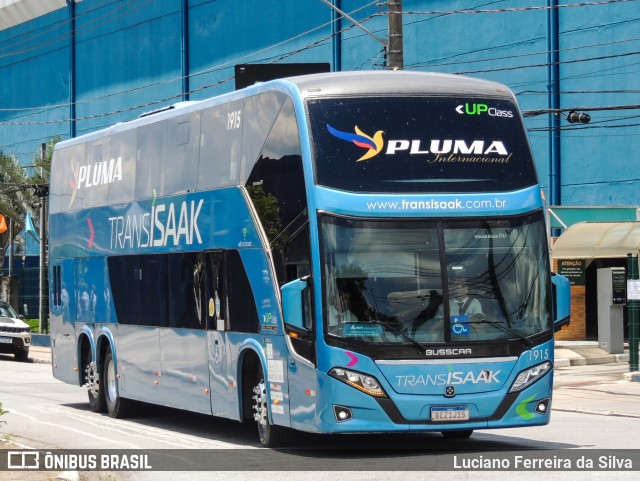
326, 124, 384, 161
455, 103, 513, 118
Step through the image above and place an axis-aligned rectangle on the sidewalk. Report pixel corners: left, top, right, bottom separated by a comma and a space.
28, 345, 52, 365
555, 341, 631, 367
555, 341, 640, 380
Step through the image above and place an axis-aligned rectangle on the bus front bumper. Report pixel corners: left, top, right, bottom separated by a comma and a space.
313, 370, 552, 434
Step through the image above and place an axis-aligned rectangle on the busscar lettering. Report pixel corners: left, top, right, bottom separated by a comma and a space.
109, 199, 203, 250
425, 348, 472, 356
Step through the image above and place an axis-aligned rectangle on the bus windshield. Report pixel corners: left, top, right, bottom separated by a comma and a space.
321, 213, 550, 345
307, 96, 537, 193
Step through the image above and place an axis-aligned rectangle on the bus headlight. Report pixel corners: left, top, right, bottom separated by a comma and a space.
508, 361, 553, 393
329, 368, 387, 398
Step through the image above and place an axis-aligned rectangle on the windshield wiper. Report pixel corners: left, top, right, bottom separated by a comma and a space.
466, 318, 533, 347
368, 318, 427, 352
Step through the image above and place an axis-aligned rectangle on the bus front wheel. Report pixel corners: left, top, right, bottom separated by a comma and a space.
103, 350, 134, 418
252, 366, 287, 448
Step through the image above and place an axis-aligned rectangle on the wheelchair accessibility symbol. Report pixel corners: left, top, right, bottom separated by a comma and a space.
451, 315, 470, 336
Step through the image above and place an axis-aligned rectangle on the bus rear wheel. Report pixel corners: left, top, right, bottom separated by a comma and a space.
103, 350, 134, 418
252, 366, 287, 448
86, 356, 106, 413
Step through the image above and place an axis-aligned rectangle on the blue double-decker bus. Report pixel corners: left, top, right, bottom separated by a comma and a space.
49, 71, 570, 447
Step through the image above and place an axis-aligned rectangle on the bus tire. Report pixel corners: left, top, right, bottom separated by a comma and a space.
252, 366, 287, 448
103, 350, 134, 418
86, 353, 106, 413
441, 430, 473, 439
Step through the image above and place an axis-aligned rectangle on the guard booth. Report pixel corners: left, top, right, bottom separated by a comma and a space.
551, 221, 640, 344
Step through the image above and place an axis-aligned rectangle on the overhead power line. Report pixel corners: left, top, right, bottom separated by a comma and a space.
528, 122, 640, 132
406, 35, 640, 70
518, 89, 640, 95
0, 0, 156, 60
0, 2, 382, 127
454, 50, 640, 75
523, 103, 640, 117
387, 0, 637, 16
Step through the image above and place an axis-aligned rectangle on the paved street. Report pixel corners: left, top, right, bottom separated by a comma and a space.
1, 347, 639, 480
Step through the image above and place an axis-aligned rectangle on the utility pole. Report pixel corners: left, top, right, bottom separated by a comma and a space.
8, 218, 12, 278
547, 0, 561, 215
387, 0, 404, 69
181, 0, 190, 101
322, 0, 401, 69
38, 143, 49, 333
67, 0, 76, 138
628, 253, 639, 372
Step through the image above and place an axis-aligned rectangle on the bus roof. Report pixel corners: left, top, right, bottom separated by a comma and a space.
53, 71, 515, 151
281, 70, 514, 99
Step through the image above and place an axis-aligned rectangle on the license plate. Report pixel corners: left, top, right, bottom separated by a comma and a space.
431, 406, 470, 422
0, 336, 12, 344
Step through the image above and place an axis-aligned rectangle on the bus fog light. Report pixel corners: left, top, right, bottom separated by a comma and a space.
333, 405, 353, 422
509, 361, 552, 393
535, 398, 550, 414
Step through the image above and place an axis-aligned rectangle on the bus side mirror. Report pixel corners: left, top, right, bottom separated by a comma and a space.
282, 277, 311, 333
551, 273, 571, 332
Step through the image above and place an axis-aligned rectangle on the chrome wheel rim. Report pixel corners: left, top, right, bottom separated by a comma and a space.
252, 378, 267, 434
106, 357, 117, 404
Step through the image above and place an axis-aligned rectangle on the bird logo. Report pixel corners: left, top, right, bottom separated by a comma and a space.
326, 124, 384, 161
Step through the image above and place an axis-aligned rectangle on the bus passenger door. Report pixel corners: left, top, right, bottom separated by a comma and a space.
204, 252, 234, 417
282, 278, 317, 430
159, 253, 210, 414
50, 259, 78, 385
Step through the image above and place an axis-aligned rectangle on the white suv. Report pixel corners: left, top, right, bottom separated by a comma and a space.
0, 301, 31, 361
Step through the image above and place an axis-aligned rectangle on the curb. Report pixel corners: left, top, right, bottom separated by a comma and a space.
27, 348, 51, 364
31, 333, 50, 347
29, 357, 51, 364
622, 371, 640, 382
555, 349, 629, 367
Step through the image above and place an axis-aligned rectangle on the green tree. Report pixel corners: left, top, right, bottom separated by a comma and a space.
0, 137, 56, 271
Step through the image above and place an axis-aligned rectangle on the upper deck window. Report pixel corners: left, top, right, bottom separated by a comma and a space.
307, 96, 537, 194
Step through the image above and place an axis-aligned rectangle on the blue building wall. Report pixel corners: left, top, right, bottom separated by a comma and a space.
0, 0, 638, 207
557, 2, 639, 205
